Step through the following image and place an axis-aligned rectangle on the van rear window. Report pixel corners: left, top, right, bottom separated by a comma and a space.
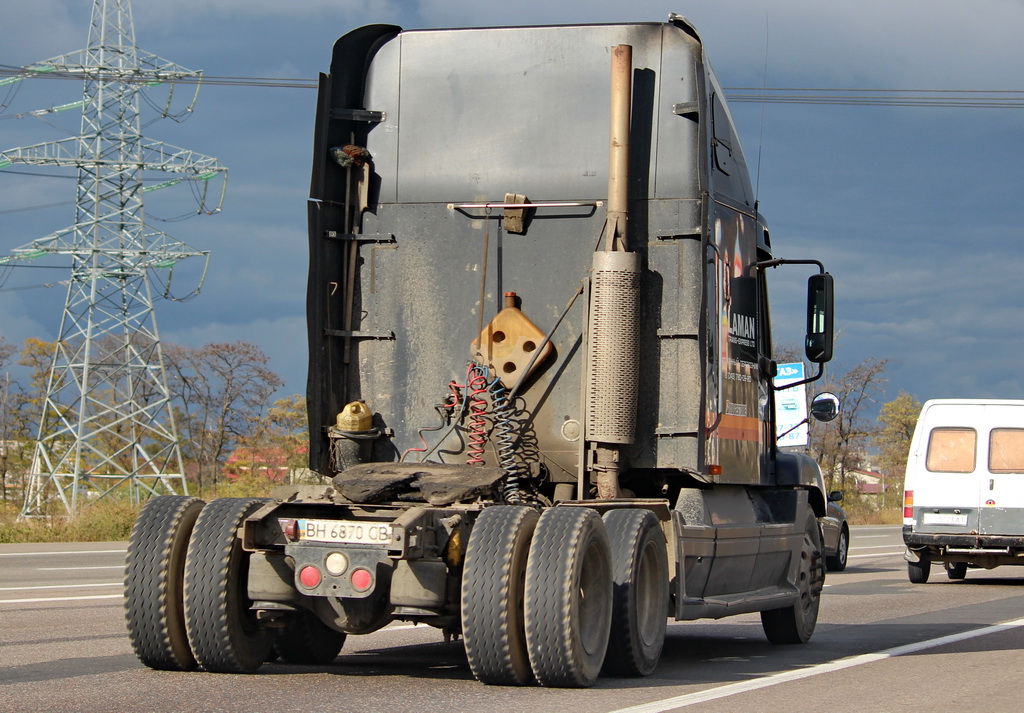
990, 429, 1024, 473
926, 428, 976, 473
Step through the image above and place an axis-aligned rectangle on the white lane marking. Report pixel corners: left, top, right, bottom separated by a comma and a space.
850, 545, 907, 551
0, 594, 123, 605
609, 617, 1024, 713
849, 551, 904, 559
856, 535, 900, 540
38, 565, 124, 571
0, 549, 126, 557
0, 582, 120, 592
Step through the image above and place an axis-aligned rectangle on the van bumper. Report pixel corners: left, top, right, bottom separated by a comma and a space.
903, 526, 1024, 567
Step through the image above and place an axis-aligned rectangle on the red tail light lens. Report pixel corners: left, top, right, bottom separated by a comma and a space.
282, 519, 299, 541
903, 490, 914, 519
299, 565, 322, 589
351, 567, 373, 592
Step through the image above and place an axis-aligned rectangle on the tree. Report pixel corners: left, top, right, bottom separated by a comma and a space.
164, 341, 283, 489
808, 357, 889, 493
874, 390, 922, 507
224, 394, 308, 483
0, 338, 59, 501
16, 337, 57, 442
0, 337, 17, 500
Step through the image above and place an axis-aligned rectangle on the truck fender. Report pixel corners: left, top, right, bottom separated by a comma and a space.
775, 452, 827, 517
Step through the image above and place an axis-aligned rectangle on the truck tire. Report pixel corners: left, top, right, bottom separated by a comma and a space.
184, 497, 273, 673
945, 562, 967, 580
274, 608, 347, 665
525, 507, 612, 687
461, 505, 539, 685
124, 495, 205, 671
761, 512, 823, 644
601, 509, 668, 677
907, 557, 930, 584
825, 527, 849, 572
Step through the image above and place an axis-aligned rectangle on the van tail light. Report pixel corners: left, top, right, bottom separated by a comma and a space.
903, 490, 914, 519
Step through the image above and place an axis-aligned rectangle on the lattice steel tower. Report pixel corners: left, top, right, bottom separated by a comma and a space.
0, 0, 227, 515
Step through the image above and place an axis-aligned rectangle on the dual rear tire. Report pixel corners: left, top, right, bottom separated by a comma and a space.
461, 505, 669, 687
183, 498, 275, 673
128, 496, 337, 674
124, 495, 205, 671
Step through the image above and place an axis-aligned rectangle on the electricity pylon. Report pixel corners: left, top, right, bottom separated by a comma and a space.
0, 0, 227, 515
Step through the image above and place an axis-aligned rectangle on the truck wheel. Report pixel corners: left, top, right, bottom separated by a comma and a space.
184, 498, 273, 673
525, 507, 612, 687
945, 562, 968, 580
761, 512, 823, 644
124, 495, 205, 671
907, 558, 930, 584
826, 527, 849, 572
601, 509, 668, 677
461, 505, 539, 685
274, 609, 347, 665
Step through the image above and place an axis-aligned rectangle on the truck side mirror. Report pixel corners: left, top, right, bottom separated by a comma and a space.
805, 272, 834, 364
810, 392, 840, 422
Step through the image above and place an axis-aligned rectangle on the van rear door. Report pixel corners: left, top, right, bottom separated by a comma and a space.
978, 409, 1024, 535
916, 424, 978, 533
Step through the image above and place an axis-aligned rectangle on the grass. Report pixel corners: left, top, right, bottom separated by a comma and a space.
0, 478, 906, 544
0, 475, 281, 544
843, 501, 903, 526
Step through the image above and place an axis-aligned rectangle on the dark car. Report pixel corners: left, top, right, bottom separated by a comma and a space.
820, 491, 849, 571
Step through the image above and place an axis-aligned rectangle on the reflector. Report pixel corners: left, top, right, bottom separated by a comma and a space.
351, 568, 373, 592
299, 565, 322, 588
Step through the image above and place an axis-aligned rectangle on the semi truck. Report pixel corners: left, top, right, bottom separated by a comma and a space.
124, 14, 837, 688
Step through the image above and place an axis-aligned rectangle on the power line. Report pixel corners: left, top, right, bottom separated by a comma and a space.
0, 199, 74, 215
725, 87, 1024, 109
6, 63, 1023, 109
0, 65, 317, 90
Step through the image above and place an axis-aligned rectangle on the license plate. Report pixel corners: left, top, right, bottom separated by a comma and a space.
291, 519, 392, 545
922, 513, 968, 526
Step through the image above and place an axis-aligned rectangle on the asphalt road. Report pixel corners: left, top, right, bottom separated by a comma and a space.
2, 526, 1023, 713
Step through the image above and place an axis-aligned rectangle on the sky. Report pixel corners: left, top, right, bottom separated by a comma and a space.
2, 0, 1024, 415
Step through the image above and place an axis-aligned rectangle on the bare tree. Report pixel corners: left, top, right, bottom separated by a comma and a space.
808, 357, 889, 492
164, 341, 283, 489
226, 394, 308, 483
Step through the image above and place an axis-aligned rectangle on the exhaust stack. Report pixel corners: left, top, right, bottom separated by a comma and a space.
586, 44, 641, 499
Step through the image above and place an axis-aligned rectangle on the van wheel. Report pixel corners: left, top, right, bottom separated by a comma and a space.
945, 562, 968, 580
907, 558, 930, 584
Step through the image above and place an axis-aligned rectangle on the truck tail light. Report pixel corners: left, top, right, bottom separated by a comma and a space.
299, 565, 322, 589
903, 490, 914, 519
351, 567, 373, 592
282, 519, 299, 541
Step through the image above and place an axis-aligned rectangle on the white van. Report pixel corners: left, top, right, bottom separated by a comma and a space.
903, 399, 1024, 583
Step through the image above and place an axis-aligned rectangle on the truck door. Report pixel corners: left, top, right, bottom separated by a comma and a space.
704, 202, 766, 483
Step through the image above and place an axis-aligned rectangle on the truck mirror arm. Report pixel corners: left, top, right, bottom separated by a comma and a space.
753, 258, 834, 380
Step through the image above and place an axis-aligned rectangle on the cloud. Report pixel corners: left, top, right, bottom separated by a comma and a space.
4, 0, 1024, 411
